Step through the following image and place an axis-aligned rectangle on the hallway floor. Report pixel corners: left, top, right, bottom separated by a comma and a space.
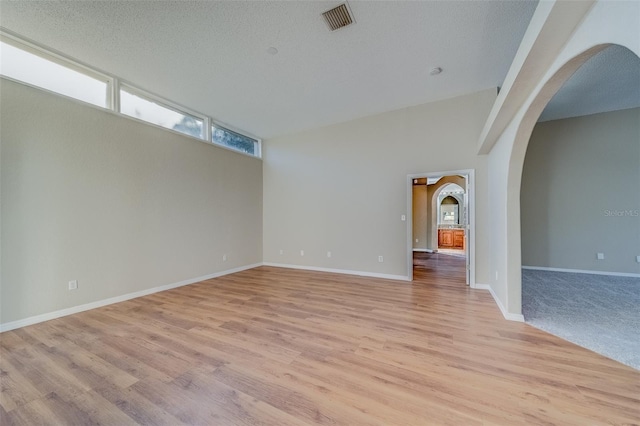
435, 248, 466, 257
413, 251, 466, 283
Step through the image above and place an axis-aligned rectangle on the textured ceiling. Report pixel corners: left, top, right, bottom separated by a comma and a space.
540, 45, 640, 122
0, 1, 538, 138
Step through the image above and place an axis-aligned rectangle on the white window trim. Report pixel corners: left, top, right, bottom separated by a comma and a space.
119, 82, 210, 140
0, 29, 114, 107
0, 28, 261, 159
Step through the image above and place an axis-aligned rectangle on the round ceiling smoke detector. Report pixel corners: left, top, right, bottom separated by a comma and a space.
429, 67, 443, 76
267, 47, 278, 55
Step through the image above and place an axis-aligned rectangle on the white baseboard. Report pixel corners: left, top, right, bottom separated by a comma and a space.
412, 248, 436, 253
522, 265, 640, 278
262, 262, 410, 282
0, 263, 262, 333
475, 283, 525, 322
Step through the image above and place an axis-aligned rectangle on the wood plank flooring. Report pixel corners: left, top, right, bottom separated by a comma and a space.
1, 254, 639, 425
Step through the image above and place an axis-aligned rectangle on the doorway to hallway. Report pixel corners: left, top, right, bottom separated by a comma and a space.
406, 169, 475, 286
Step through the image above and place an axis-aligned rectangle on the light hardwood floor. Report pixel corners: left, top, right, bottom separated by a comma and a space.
1, 254, 639, 425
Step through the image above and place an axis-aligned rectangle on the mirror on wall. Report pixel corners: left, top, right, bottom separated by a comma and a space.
437, 183, 465, 226
440, 197, 459, 224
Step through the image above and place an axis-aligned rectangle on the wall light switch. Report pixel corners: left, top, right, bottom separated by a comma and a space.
378, 256, 384, 263
597, 253, 605, 260
636, 255, 640, 263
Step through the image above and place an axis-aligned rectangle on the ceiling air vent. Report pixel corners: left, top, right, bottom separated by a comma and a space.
322, 4, 354, 31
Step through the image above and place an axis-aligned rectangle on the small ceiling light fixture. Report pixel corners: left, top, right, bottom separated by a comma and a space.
267, 47, 278, 55
429, 67, 443, 76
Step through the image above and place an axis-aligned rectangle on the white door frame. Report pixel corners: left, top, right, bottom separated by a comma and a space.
406, 169, 476, 287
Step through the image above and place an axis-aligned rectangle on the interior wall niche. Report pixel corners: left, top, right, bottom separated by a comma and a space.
436, 183, 465, 228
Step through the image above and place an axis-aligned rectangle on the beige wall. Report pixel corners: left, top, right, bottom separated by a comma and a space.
521, 108, 640, 273
412, 185, 428, 250
263, 89, 494, 280
0, 79, 263, 324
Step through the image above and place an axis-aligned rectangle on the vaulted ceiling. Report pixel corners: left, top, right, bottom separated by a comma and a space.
0, 1, 539, 138
539, 45, 640, 123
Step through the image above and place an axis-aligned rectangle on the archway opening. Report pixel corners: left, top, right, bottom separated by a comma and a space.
436, 184, 466, 256
517, 45, 640, 369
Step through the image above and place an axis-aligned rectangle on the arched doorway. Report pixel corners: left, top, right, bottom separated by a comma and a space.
479, 0, 639, 322
518, 45, 640, 368
503, 43, 640, 315
436, 185, 466, 254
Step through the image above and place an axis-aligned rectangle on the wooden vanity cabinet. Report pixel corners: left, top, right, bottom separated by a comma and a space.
438, 229, 465, 249
453, 230, 465, 248
438, 229, 453, 247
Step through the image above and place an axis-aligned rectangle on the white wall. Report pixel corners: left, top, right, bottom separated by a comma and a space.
263, 89, 494, 281
0, 79, 263, 325
521, 108, 640, 274
487, 128, 512, 309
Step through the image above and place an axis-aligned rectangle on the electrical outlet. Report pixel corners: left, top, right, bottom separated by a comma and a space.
495, 271, 498, 281
415, 239, 419, 243
378, 256, 384, 263
327, 251, 332, 258
300, 250, 304, 256
279, 249, 283, 255
222, 254, 227, 262
597, 252, 605, 260
68, 280, 78, 290
401, 215, 406, 221
636, 255, 640, 263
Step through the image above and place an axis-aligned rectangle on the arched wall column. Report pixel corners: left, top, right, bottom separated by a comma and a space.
503, 45, 610, 314
487, 0, 640, 318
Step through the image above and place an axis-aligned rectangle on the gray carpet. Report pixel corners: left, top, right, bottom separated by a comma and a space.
522, 269, 640, 370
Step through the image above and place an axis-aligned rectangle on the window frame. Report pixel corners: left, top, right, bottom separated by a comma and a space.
211, 123, 262, 157
0, 31, 114, 109
0, 29, 262, 159
118, 83, 210, 141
